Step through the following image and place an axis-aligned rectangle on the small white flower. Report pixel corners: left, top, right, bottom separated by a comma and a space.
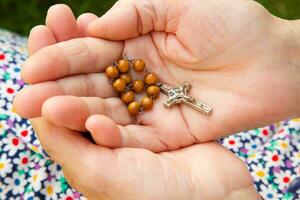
12, 123, 33, 143
0, 79, 20, 101
246, 151, 262, 164
4, 171, 26, 195
260, 184, 283, 200
250, 163, 269, 185
41, 180, 62, 200
264, 150, 285, 169
2, 132, 25, 156
0, 154, 13, 177
244, 138, 263, 154
29, 167, 48, 191
12, 150, 31, 172
59, 188, 77, 200
222, 135, 243, 152
274, 170, 297, 191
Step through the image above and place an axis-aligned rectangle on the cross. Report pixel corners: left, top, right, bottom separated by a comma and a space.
158, 82, 213, 115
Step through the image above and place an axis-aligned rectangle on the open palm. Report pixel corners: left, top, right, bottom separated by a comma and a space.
15, 0, 298, 152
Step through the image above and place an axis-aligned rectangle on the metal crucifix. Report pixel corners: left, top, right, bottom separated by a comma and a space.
158, 82, 213, 115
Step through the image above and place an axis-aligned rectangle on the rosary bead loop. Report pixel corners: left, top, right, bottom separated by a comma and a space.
105, 56, 160, 115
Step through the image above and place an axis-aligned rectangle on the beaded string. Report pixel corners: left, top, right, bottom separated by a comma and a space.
105, 56, 160, 115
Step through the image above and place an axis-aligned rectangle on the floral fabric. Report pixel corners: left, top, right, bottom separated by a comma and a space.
0, 29, 299, 200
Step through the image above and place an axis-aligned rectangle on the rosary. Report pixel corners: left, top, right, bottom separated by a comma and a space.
105, 56, 213, 115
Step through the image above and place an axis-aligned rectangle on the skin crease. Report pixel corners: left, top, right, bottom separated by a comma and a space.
12, 0, 300, 199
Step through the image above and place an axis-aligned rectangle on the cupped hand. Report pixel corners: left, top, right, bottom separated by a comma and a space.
30, 117, 259, 200
15, 1, 300, 152
16, 5, 259, 199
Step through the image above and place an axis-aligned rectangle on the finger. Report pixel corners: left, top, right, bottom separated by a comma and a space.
88, 0, 171, 40
30, 118, 95, 166
28, 25, 57, 56
41, 96, 134, 131
77, 13, 98, 37
14, 73, 115, 118
21, 37, 123, 84
46, 4, 79, 41
86, 115, 170, 152
29, 117, 117, 194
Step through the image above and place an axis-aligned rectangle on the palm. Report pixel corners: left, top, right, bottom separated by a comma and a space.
65, 142, 252, 200
110, 0, 295, 150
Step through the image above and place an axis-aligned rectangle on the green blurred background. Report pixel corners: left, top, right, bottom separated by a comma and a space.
0, 0, 299, 36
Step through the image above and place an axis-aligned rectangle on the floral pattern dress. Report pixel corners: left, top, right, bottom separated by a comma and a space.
0, 29, 299, 200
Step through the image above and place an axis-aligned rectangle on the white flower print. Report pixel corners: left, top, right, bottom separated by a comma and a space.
275, 139, 295, 156
23, 191, 41, 200
60, 189, 87, 200
12, 123, 33, 143
264, 150, 285, 169
222, 135, 243, 152
246, 151, 262, 164
12, 150, 31, 172
59, 188, 76, 200
260, 184, 283, 200
41, 180, 62, 200
0, 79, 20, 101
250, 163, 269, 185
29, 167, 48, 191
5, 101, 23, 122
0, 154, 12, 177
0, 51, 11, 65
244, 138, 264, 154
274, 170, 297, 191
4, 171, 26, 195
5, 62, 23, 80
48, 161, 64, 180
2, 132, 25, 156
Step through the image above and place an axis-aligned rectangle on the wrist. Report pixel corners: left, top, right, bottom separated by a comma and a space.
286, 20, 300, 117
273, 18, 300, 117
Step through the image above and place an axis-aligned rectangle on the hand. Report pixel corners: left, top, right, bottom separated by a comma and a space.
19, 5, 259, 200
29, 118, 259, 200
15, 1, 300, 153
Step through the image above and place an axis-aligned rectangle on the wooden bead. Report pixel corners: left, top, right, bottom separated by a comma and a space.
146, 86, 160, 98
132, 80, 145, 93
120, 74, 132, 84
144, 73, 158, 85
141, 96, 153, 110
128, 101, 141, 115
121, 91, 135, 104
105, 66, 119, 79
133, 59, 146, 72
113, 78, 126, 92
117, 59, 130, 73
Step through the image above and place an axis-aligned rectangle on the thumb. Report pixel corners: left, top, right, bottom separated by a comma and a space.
87, 0, 171, 40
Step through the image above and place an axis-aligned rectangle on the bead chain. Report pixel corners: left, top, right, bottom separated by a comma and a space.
105, 56, 160, 115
